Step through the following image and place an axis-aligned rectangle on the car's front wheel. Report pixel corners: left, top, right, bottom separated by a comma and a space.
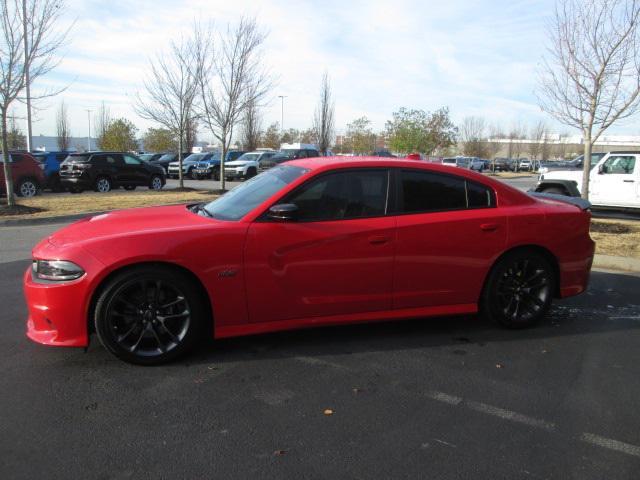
481, 250, 555, 329
17, 178, 39, 197
149, 175, 163, 190
94, 266, 206, 365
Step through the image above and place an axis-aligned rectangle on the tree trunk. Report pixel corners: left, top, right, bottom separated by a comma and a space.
220, 131, 227, 192
2, 108, 16, 207
581, 132, 592, 200
178, 133, 184, 189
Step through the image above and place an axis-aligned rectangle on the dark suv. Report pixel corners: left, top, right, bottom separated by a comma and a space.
259, 148, 320, 172
59, 152, 166, 193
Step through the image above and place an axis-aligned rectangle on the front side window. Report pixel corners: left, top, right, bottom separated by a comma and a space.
602, 155, 635, 174
124, 155, 142, 165
399, 170, 494, 213
284, 169, 389, 221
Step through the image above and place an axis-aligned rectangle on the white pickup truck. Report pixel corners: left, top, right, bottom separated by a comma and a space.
534, 151, 640, 209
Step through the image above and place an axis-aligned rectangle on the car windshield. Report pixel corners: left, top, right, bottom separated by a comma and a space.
236, 153, 260, 161
184, 153, 208, 162
139, 154, 155, 161
159, 154, 176, 161
202, 165, 309, 220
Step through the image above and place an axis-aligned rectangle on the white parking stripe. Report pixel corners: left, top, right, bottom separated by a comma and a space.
426, 391, 463, 405
580, 433, 640, 458
466, 401, 556, 431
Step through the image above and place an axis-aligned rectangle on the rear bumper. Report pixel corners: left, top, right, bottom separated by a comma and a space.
60, 176, 91, 188
558, 238, 596, 298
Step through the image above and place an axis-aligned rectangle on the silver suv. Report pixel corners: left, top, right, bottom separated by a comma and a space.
224, 150, 277, 180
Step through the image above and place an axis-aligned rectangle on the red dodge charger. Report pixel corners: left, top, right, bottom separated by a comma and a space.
24, 157, 595, 364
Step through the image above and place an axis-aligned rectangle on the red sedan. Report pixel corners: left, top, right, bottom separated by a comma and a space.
24, 157, 595, 364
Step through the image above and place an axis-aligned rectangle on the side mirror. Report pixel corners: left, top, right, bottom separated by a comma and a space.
598, 164, 605, 174
268, 203, 298, 221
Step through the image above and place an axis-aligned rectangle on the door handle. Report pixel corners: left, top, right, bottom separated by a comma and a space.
480, 223, 499, 232
623, 180, 635, 183
368, 235, 390, 245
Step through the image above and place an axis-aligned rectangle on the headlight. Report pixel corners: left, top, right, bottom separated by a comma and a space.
32, 260, 85, 281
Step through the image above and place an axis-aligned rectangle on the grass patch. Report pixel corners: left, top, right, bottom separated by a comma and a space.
591, 219, 640, 259
2, 189, 218, 220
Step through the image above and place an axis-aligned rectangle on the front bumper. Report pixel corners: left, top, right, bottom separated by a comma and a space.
24, 265, 91, 347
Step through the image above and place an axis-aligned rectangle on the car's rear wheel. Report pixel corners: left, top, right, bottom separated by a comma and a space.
481, 250, 555, 329
17, 178, 39, 197
95, 176, 112, 193
94, 266, 206, 365
149, 175, 163, 190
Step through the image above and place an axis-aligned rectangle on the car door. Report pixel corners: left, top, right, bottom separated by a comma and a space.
123, 154, 148, 185
244, 168, 395, 323
392, 169, 507, 309
590, 155, 639, 207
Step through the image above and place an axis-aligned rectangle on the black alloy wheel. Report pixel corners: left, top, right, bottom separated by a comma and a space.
481, 250, 555, 328
94, 267, 206, 365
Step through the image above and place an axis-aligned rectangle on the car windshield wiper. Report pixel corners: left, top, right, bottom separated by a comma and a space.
191, 202, 213, 218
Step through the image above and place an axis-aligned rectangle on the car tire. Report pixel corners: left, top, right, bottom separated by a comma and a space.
94, 176, 112, 193
149, 175, 163, 190
481, 250, 556, 329
17, 178, 39, 198
94, 266, 207, 365
541, 186, 567, 196
246, 167, 257, 179
124, 185, 136, 191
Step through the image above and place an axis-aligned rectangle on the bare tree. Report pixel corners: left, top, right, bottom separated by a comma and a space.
94, 101, 111, 150
56, 100, 71, 150
537, 0, 640, 199
135, 30, 204, 189
1, 0, 69, 206
197, 18, 272, 191
240, 91, 262, 151
313, 71, 335, 155
459, 116, 487, 157
527, 121, 547, 160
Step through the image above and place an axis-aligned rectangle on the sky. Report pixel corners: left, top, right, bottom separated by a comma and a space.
19, 0, 639, 143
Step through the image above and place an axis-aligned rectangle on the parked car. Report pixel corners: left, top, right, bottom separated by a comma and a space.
167, 152, 215, 179
24, 157, 595, 364
538, 153, 606, 174
0, 151, 45, 198
150, 152, 191, 174
492, 158, 511, 172
59, 152, 166, 193
258, 148, 320, 172
192, 151, 246, 180
139, 153, 164, 163
519, 158, 532, 171
224, 150, 277, 181
371, 149, 397, 158
442, 156, 484, 171
31, 151, 74, 191
535, 151, 640, 209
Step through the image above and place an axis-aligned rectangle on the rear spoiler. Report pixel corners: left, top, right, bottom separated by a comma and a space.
528, 191, 592, 210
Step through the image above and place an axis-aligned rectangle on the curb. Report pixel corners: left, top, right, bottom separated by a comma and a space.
592, 254, 640, 273
0, 211, 106, 227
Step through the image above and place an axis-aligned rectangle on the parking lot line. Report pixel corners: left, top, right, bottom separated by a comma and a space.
580, 433, 640, 458
465, 400, 556, 431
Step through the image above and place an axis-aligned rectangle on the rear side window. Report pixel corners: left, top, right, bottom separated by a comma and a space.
285, 169, 389, 221
399, 170, 494, 213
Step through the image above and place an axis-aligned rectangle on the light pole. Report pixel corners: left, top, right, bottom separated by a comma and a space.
22, 0, 32, 151
278, 95, 287, 134
86, 109, 92, 151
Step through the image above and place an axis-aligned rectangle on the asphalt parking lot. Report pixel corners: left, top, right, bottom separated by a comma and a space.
1, 218, 640, 479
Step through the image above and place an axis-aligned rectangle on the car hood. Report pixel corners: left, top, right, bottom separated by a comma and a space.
225, 160, 250, 167
47, 204, 221, 247
540, 169, 583, 182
